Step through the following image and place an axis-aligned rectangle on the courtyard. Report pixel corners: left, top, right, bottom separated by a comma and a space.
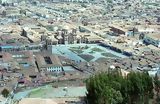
52, 44, 127, 62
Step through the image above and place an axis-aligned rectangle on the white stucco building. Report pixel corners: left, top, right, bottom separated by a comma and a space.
36, 54, 63, 73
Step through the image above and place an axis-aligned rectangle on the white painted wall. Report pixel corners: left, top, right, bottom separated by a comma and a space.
47, 66, 62, 72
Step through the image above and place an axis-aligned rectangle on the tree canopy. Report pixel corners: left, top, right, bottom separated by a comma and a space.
1, 88, 9, 98
86, 71, 154, 104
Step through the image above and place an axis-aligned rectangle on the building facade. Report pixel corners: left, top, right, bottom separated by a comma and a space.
143, 34, 160, 47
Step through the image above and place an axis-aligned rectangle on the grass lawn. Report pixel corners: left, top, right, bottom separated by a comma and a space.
89, 51, 95, 54
91, 47, 104, 52
70, 45, 89, 50
78, 54, 94, 62
69, 45, 92, 54
28, 88, 47, 98
70, 47, 80, 50
101, 52, 118, 58
69, 48, 84, 54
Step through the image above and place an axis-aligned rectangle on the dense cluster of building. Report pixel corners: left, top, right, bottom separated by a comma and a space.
0, 0, 159, 104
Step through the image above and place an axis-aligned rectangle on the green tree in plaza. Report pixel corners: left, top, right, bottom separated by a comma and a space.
1, 88, 9, 98
86, 71, 154, 104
